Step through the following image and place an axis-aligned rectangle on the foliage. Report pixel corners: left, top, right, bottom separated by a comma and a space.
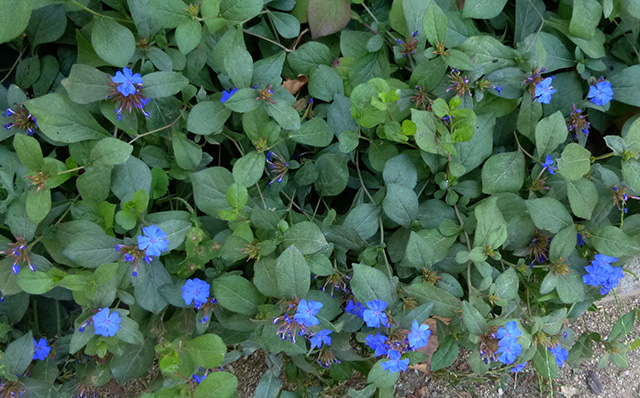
0, 0, 640, 397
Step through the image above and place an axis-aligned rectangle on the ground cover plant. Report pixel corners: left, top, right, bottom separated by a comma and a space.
1, 0, 640, 397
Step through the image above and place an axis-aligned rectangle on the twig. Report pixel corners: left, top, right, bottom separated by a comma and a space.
243, 29, 292, 53
128, 108, 184, 144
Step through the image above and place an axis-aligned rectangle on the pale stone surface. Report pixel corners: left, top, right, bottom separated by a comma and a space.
599, 254, 640, 303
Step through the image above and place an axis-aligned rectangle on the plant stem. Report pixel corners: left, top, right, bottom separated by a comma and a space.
593, 152, 614, 161
242, 29, 292, 53
70, 0, 133, 24
128, 108, 184, 144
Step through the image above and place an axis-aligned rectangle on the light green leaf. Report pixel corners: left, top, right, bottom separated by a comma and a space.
233, 151, 265, 187
282, 221, 328, 255
61, 64, 111, 104
462, 301, 487, 335
382, 184, 419, 227
290, 117, 334, 147
175, 19, 202, 55
557, 143, 591, 180
0, 0, 32, 44
185, 334, 227, 369
569, 0, 602, 40
307, 0, 350, 39
350, 263, 393, 305
90, 138, 133, 166
525, 197, 573, 233
566, 178, 597, 219
142, 72, 189, 98
535, 111, 568, 158
462, 0, 508, 19
212, 275, 264, 315
187, 100, 231, 135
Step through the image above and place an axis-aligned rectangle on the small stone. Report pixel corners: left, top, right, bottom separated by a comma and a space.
498, 388, 504, 396
586, 370, 603, 395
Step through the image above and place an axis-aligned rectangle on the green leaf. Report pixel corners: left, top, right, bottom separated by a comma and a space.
557, 143, 591, 180
26, 5, 65, 45
62, 222, 120, 268
314, 153, 349, 196
405, 230, 456, 268
546, 18, 605, 59
566, 178, 597, 219
112, 156, 152, 201
533, 344, 559, 378
252, 52, 286, 87
608, 309, 635, 342
254, 258, 281, 297
142, 72, 189, 98
383, 153, 417, 189
382, 184, 419, 227
275, 245, 311, 299
6, 331, 34, 376
622, 159, 640, 194
423, 2, 447, 45
220, 0, 262, 22
481, 151, 525, 194
588, 226, 640, 257
90, 138, 133, 167
191, 167, 234, 217
265, 101, 301, 131
556, 272, 585, 304
147, 0, 189, 28
223, 88, 260, 113
0, 0, 32, 44
185, 334, 227, 369
17, 270, 54, 294
344, 203, 380, 241
458, 36, 517, 74
26, 188, 51, 224
131, 260, 173, 313
549, 226, 576, 262
271, 11, 300, 39
515, 0, 545, 43
525, 197, 573, 233
188, 101, 231, 135
225, 183, 248, 210
62, 64, 112, 104
569, 0, 602, 40
290, 117, 334, 147
494, 267, 519, 301
91, 18, 136, 67
367, 359, 400, 388
623, 117, 640, 153
350, 263, 393, 305
535, 111, 568, 158
403, 283, 462, 317
517, 93, 542, 141
233, 151, 265, 187
25, 93, 109, 143
287, 42, 333, 76
462, 301, 487, 335
253, 369, 282, 398
212, 275, 264, 315
225, 46, 254, 89
462, 0, 508, 19
194, 371, 237, 398
309, 65, 344, 102
14, 134, 44, 170
175, 19, 202, 55
172, 131, 202, 170
308, 0, 350, 39
431, 336, 459, 371
282, 221, 328, 255
110, 340, 155, 385
474, 196, 507, 249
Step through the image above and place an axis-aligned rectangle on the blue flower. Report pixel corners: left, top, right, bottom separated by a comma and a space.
93, 308, 122, 337
112, 67, 143, 97
407, 320, 431, 349
548, 344, 569, 367
381, 349, 409, 374
511, 362, 527, 373
221, 88, 238, 103
588, 80, 614, 106
137, 225, 169, 257
496, 321, 522, 340
542, 155, 557, 175
364, 333, 389, 356
33, 338, 51, 361
534, 77, 556, 104
192, 373, 207, 384
496, 341, 522, 364
577, 233, 584, 247
310, 329, 332, 349
294, 299, 323, 327
362, 299, 390, 328
182, 278, 211, 308
345, 300, 365, 317
583, 254, 622, 294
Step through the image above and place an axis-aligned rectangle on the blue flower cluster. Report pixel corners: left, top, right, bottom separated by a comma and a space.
588, 79, 614, 106
356, 299, 431, 374
110, 67, 150, 120
112, 67, 143, 97
548, 344, 569, 367
583, 254, 622, 295
182, 278, 212, 309
541, 155, 558, 176
495, 321, 523, 365
116, 225, 169, 277
92, 308, 122, 337
534, 76, 556, 104
33, 338, 51, 361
